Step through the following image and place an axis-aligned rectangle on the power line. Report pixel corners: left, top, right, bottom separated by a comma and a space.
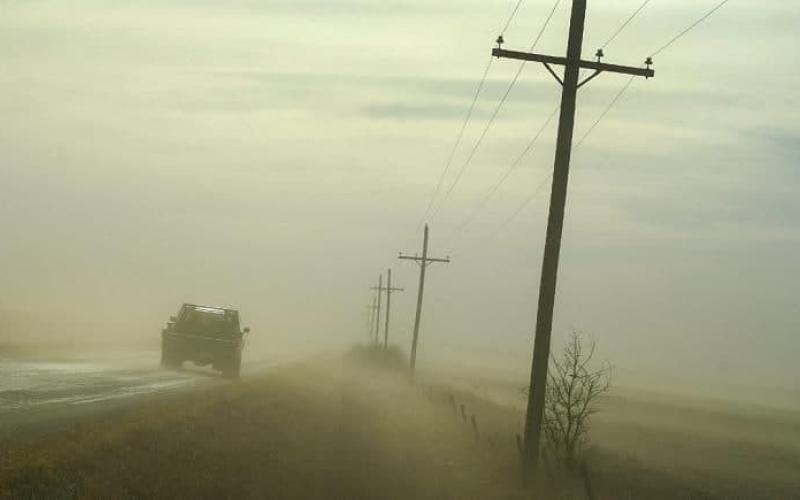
454, 104, 560, 233
574, 75, 635, 148
501, 0, 527, 36
600, 0, 654, 49
417, 56, 494, 231
650, 0, 731, 57
449, 5, 643, 239
415, 0, 533, 231
497, 173, 553, 233
493, 0, 734, 232
525, 0, 562, 52
497, 75, 636, 231
429, 0, 563, 222
422, 0, 731, 234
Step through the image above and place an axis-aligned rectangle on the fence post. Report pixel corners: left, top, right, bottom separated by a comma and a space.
580, 462, 596, 500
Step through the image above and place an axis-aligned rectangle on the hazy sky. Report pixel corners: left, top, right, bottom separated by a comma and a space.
1, 1, 798, 397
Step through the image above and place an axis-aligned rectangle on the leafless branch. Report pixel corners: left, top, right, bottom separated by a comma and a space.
538, 331, 612, 468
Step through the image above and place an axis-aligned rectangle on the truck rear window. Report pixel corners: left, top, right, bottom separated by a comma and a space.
179, 307, 238, 334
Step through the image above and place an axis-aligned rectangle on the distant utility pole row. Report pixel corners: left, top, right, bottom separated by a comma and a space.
371, 269, 404, 348
364, 225, 450, 374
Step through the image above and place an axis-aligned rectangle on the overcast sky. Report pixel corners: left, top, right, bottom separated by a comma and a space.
1, 0, 798, 399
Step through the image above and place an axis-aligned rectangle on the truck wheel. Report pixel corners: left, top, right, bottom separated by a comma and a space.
162, 349, 181, 370
222, 351, 241, 380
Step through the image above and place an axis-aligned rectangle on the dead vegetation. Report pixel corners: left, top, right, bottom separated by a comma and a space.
542, 332, 612, 469
0, 358, 524, 499
2, 352, 798, 499
520, 331, 611, 473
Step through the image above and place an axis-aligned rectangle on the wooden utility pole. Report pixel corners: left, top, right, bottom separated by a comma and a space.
372, 274, 383, 346
383, 269, 404, 349
372, 272, 403, 348
399, 224, 450, 373
492, 0, 654, 475
366, 298, 378, 340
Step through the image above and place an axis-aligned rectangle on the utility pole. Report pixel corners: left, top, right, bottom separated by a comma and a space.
492, 0, 654, 475
366, 297, 378, 340
399, 224, 450, 374
371, 274, 383, 346
374, 269, 404, 349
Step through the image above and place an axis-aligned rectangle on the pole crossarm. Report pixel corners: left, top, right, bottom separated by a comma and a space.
372, 286, 405, 292
491, 48, 654, 79
398, 254, 451, 265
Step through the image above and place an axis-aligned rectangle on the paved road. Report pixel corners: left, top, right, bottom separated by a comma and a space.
0, 350, 300, 440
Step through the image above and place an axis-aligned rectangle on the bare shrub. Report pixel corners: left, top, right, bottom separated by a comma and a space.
540, 331, 611, 468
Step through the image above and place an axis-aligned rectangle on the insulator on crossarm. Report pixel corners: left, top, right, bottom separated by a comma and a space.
644, 56, 654, 78
595, 49, 604, 62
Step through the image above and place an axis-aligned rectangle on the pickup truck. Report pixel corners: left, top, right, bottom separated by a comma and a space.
161, 304, 250, 379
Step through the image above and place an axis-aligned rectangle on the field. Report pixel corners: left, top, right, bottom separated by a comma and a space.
0, 353, 525, 499
1, 350, 799, 499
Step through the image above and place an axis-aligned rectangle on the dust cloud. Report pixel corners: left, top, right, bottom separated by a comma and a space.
1, 0, 799, 498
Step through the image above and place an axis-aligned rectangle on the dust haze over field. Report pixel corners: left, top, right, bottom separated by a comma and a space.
2, 352, 800, 499
2, 0, 798, 402
1, 0, 800, 498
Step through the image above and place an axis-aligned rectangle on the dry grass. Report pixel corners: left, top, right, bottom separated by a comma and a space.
3, 353, 798, 499
0, 358, 526, 499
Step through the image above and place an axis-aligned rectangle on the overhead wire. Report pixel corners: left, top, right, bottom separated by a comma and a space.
453, 104, 560, 234
574, 76, 635, 149
391, 0, 736, 338
447, 0, 652, 239
497, 173, 554, 233
428, 0, 563, 222
417, 57, 494, 231
599, 0, 654, 49
500, 0, 527, 37
649, 0, 731, 57
416, 0, 530, 231
496, 75, 636, 232
490, 0, 734, 234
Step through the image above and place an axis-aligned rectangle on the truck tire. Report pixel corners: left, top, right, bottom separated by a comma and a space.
161, 347, 182, 370
222, 351, 241, 380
